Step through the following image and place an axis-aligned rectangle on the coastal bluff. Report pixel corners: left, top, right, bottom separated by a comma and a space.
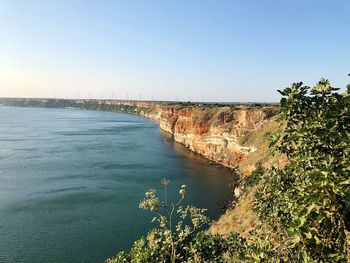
100, 100, 282, 175
0, 98, 281, 175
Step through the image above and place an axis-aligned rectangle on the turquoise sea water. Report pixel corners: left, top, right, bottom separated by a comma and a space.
0, 106, 235, 263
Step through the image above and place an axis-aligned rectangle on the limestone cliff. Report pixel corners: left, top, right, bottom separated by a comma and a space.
99, 100, 281, 175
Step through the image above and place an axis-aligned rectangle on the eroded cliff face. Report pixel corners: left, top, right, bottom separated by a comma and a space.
96, 100, 281, 174
149, 105, 280, 174
99, 100, 280, 175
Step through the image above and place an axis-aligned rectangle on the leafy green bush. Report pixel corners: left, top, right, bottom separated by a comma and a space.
244, 165, 264, 189
254, 79, 350, 261
186, 232, 227, 262
225, 232, 247, 260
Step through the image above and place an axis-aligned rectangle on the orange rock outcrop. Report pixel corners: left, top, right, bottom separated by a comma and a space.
98, 100, 281, 174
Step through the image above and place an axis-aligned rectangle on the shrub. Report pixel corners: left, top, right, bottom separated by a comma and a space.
244, 165, 264, 189
254, 79, 350, 261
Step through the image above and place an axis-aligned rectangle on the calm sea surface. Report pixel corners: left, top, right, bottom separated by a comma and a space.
0, 106, 235, 263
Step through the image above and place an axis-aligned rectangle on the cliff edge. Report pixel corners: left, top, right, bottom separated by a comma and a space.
99, 100, 282, 175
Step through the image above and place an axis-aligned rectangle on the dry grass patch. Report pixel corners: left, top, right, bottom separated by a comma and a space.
210, 186, 261, 238
238, 117, 282, 174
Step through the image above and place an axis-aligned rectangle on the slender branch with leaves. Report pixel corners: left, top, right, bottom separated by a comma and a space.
106, 179, 229, 263
138, 180, 210, 263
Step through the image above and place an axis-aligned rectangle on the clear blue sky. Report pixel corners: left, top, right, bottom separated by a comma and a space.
0, 0, 349, 102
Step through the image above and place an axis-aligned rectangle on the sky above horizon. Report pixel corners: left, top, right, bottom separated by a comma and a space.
0, 1, 349, 102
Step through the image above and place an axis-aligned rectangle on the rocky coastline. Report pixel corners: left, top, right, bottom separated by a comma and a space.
98, 100, 282, 176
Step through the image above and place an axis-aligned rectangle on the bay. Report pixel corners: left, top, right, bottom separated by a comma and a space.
0, 106, 234, 263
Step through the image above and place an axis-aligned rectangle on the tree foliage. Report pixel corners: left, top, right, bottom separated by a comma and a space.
254, 79, 350, 261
